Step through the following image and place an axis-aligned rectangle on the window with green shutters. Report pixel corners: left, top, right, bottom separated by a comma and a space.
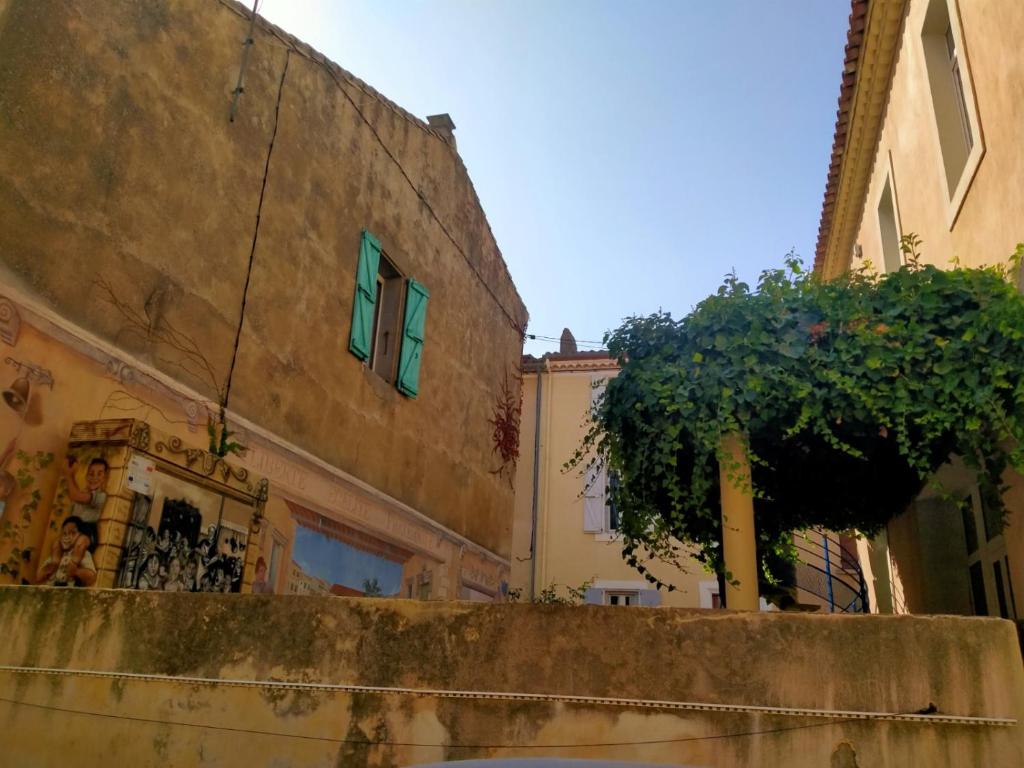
349, 230, 429, 396
396, 279, 429, 397
349, 230, 381, 361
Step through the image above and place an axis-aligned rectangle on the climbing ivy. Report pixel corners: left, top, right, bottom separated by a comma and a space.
1, 449, 54, 580
579, 241, 1024, 588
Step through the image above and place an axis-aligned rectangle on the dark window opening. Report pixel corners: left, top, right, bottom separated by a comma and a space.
370, 254, 405, 382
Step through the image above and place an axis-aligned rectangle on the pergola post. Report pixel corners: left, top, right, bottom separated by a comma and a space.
719, 431, 760, 611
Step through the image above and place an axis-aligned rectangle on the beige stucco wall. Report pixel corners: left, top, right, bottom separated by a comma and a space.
511, 364, 706, 607
842, 0, 1024, 616
851, 0, 1024, 273
0, 0, 527, 557
1, 588, 1022, 766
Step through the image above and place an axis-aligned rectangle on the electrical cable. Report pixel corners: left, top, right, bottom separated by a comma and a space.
223, 48, 291, 412
215, 0, 526, 337
0, 694, 958, 751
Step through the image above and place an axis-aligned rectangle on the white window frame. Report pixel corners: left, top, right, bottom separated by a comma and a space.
584, 375, 620, 539
876, 153, 904, 274
920, 0, 984, 227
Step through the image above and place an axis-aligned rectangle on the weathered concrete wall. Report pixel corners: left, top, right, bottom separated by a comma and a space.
0, 0, 527, 556
0, 587, 1021, 766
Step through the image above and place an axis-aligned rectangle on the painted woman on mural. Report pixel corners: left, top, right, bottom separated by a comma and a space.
162, 556, 188, 592
136, 553, 163, 590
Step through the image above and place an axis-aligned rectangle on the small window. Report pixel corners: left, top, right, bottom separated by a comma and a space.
369, 253, 405, 382
969, 561, 988, 616
877, 175, 902, 273
417, 570, 432, 600
960, 495, 979, 555
838, 534, 859, 571
583, 466, 620, 534
606, 471, 621, 531
605, 590, 639, 606
268, 535, 284, 591
993, 560, 1009, 619
921, 0, 981, 204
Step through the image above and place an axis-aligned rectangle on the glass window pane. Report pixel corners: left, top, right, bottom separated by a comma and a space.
969, 561, 989, 616
961, 496, 978, 554
993, 561, 1009, 619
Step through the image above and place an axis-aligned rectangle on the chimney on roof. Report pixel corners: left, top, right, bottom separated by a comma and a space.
427, 113, 457, 149
559, 328, 577, 355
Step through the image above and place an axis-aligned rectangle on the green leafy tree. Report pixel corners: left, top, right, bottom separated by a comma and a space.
579, 243, 1024, 591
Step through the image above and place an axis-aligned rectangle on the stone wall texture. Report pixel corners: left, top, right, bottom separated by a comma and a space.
0, 0, 527, 556
0, 587, 1021, 766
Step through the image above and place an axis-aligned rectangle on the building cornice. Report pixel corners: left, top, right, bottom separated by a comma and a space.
1, 284, 509, 569
522, 354, 617, 374
815, 0, 908, 279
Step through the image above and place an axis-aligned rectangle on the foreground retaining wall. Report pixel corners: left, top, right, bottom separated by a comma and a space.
0, 587, 1021, 766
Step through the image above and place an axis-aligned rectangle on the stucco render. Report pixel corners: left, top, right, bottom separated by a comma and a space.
0, 588, 1022, 766
510, 362, 706, 607
817, 0, 1024, 619
0, 0, 527, 557
846, 0, 1024, 276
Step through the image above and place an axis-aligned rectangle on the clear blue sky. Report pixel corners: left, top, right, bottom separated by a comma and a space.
259, 0, 850, 356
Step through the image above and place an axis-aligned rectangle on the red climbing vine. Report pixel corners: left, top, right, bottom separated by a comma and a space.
489, 368, 523, 485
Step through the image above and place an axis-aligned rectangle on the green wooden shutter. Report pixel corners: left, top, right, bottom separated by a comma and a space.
396, 279, 429, 397
349, 230, 381, 361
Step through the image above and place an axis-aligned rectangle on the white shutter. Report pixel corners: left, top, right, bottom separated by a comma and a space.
583, 462, 606, 532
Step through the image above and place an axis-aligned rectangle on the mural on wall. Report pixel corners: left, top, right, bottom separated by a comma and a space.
0, 354, 58, 583
115, 473, 249, 593
289, 521, 404, 598
38, 445, 113, 587
0, 446, 55, 581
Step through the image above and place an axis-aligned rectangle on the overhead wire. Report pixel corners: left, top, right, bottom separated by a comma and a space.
525, 333, 608, 349
0, 694, 963, 751
214, 0, 526, 337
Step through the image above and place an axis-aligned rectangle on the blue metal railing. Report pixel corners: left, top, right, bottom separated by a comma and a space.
792, 532, 870, 613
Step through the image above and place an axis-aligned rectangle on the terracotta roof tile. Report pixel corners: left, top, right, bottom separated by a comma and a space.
815, 0, 870, 272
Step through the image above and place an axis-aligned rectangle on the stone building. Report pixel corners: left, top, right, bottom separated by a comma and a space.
815, 0, 1024, 617
0, 0, 527, 599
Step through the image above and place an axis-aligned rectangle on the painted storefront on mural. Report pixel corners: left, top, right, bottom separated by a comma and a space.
0, 292, 509, 600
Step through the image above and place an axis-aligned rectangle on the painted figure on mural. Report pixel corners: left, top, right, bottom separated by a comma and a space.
55, 456, 109, 581
162, 556, 187, 592
251, 556, 273, 594
136, 552, 163, 590
155, 527, 173, 560
183, 555, 199, 592
35, 516, 97, 587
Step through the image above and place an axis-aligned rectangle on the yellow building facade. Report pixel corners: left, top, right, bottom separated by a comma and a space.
510, 337, 709, 607
816, 0, 1024, 617
0, 0, 525, 600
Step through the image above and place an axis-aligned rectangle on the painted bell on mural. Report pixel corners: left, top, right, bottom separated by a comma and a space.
2, 376, 29, 413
